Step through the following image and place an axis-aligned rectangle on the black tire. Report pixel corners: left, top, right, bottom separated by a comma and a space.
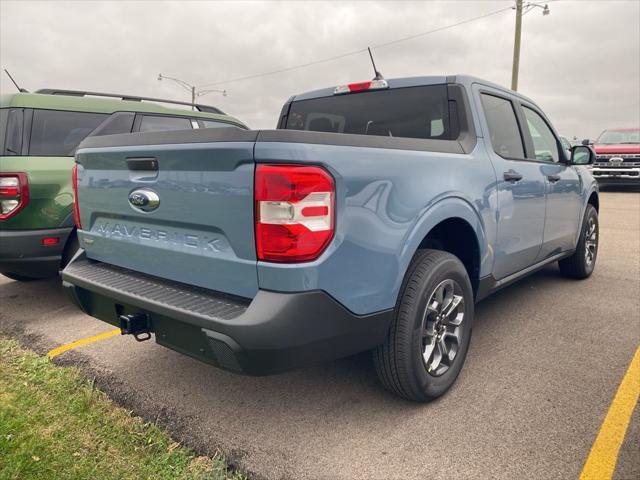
1, 272, 36, 282
558, 205, 598, 279
374, 249, 474, 402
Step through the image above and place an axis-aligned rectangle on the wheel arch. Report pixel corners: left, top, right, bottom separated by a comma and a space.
398, 196, 489, 301
587, 190, 599, 212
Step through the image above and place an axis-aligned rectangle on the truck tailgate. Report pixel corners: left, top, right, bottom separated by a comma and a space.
75, 128, 258, 299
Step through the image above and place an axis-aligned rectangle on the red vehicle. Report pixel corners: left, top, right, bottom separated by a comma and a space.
586, 128, 640, 187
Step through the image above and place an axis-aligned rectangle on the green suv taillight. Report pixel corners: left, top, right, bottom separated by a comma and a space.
0, 173, 30, 220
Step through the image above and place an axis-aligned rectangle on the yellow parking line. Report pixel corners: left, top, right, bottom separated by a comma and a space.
47, 328, 121, 359
579, 346, 640, 480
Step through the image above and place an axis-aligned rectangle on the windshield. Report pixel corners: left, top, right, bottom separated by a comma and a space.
285, 85, 454, 140
596, 129, 640, 144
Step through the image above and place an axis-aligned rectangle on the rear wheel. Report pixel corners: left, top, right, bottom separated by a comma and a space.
559, 205, 598, 279
373, 249, 473, 402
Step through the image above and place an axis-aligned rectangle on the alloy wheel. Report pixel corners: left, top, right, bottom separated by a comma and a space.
421, 279, 465, 377
584, 217, 597, 267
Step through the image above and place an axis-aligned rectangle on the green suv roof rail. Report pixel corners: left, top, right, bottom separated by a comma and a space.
35, 88, 225, 114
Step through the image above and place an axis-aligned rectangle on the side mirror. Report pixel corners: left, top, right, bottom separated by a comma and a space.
581, 139, 591, 146
570, 145, 595, 165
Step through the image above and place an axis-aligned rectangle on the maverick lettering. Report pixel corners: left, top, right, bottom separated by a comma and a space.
94, 222, 223, 253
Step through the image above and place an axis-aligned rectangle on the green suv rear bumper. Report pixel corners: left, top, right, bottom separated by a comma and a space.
0, 227, 73, 278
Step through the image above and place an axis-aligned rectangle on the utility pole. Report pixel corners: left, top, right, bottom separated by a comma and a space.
511, 0, 523, 91
511, 2, 550, 92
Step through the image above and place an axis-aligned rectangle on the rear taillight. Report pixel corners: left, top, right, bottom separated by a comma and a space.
0, 173, 29, 220
72, 164, 82, 229
255, 164, 335, 263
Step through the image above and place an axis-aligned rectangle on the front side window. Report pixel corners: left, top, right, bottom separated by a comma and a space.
522, 107, 559, 162
29, 109, 107, 156
480, 94, 525, 159
285, 85, 453, 140
139, 115, 192, 133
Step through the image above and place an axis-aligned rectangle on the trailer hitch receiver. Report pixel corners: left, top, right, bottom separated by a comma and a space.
119, 313, 151, 342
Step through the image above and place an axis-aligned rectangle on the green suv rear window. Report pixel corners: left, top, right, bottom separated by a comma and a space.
29, 110, 107, 156
0, 108, 24, 155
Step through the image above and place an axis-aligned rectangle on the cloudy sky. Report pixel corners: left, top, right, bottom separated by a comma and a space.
1, 0, 638, 139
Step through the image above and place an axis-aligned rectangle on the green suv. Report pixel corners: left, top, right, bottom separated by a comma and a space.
0, 89, 246, 280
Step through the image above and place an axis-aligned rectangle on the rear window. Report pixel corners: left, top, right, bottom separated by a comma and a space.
29, 109, 108, 156
285, 85, 453, 140
0, 109, 7, 152
1, 108, 24, 156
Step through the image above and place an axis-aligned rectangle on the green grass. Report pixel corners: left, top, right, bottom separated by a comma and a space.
0, 338, 244, 480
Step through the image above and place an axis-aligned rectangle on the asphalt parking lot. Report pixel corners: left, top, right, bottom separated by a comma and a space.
1, 191, 638, 480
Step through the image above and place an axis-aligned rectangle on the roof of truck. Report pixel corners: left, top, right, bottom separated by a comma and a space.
0, 91, 246, 127
291, 74, 536, 105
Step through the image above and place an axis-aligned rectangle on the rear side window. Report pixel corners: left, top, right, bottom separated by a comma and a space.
201, 120, 233, 129
90, 112, 135, 137
480, 94, 525, 159
29, 110, 108, 156
522, 107, 559, 162
285, 85, 452, 140
139, 115, 192, 132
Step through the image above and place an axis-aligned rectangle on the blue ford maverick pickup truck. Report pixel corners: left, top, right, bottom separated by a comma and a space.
62, 75, 599, 401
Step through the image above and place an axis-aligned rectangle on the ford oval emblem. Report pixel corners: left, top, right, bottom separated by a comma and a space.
128, 188, 160, 212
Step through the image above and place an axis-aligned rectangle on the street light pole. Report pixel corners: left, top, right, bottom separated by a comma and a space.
157, 74, 227, 110
511, 0, 523, 91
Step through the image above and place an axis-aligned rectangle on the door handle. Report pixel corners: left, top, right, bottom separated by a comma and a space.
126, 157, 158, 171
547, 174, 561, 183
503, 170, 523, 182
126, 157, 158, 181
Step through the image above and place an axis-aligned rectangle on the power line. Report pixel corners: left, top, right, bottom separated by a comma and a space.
197, 47, 369, 88
198, 5, 513, 88
369, 4, 513, 50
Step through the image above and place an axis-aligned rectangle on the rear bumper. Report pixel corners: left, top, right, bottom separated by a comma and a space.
0, 227, 73, 278
61, 253, 393, 375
